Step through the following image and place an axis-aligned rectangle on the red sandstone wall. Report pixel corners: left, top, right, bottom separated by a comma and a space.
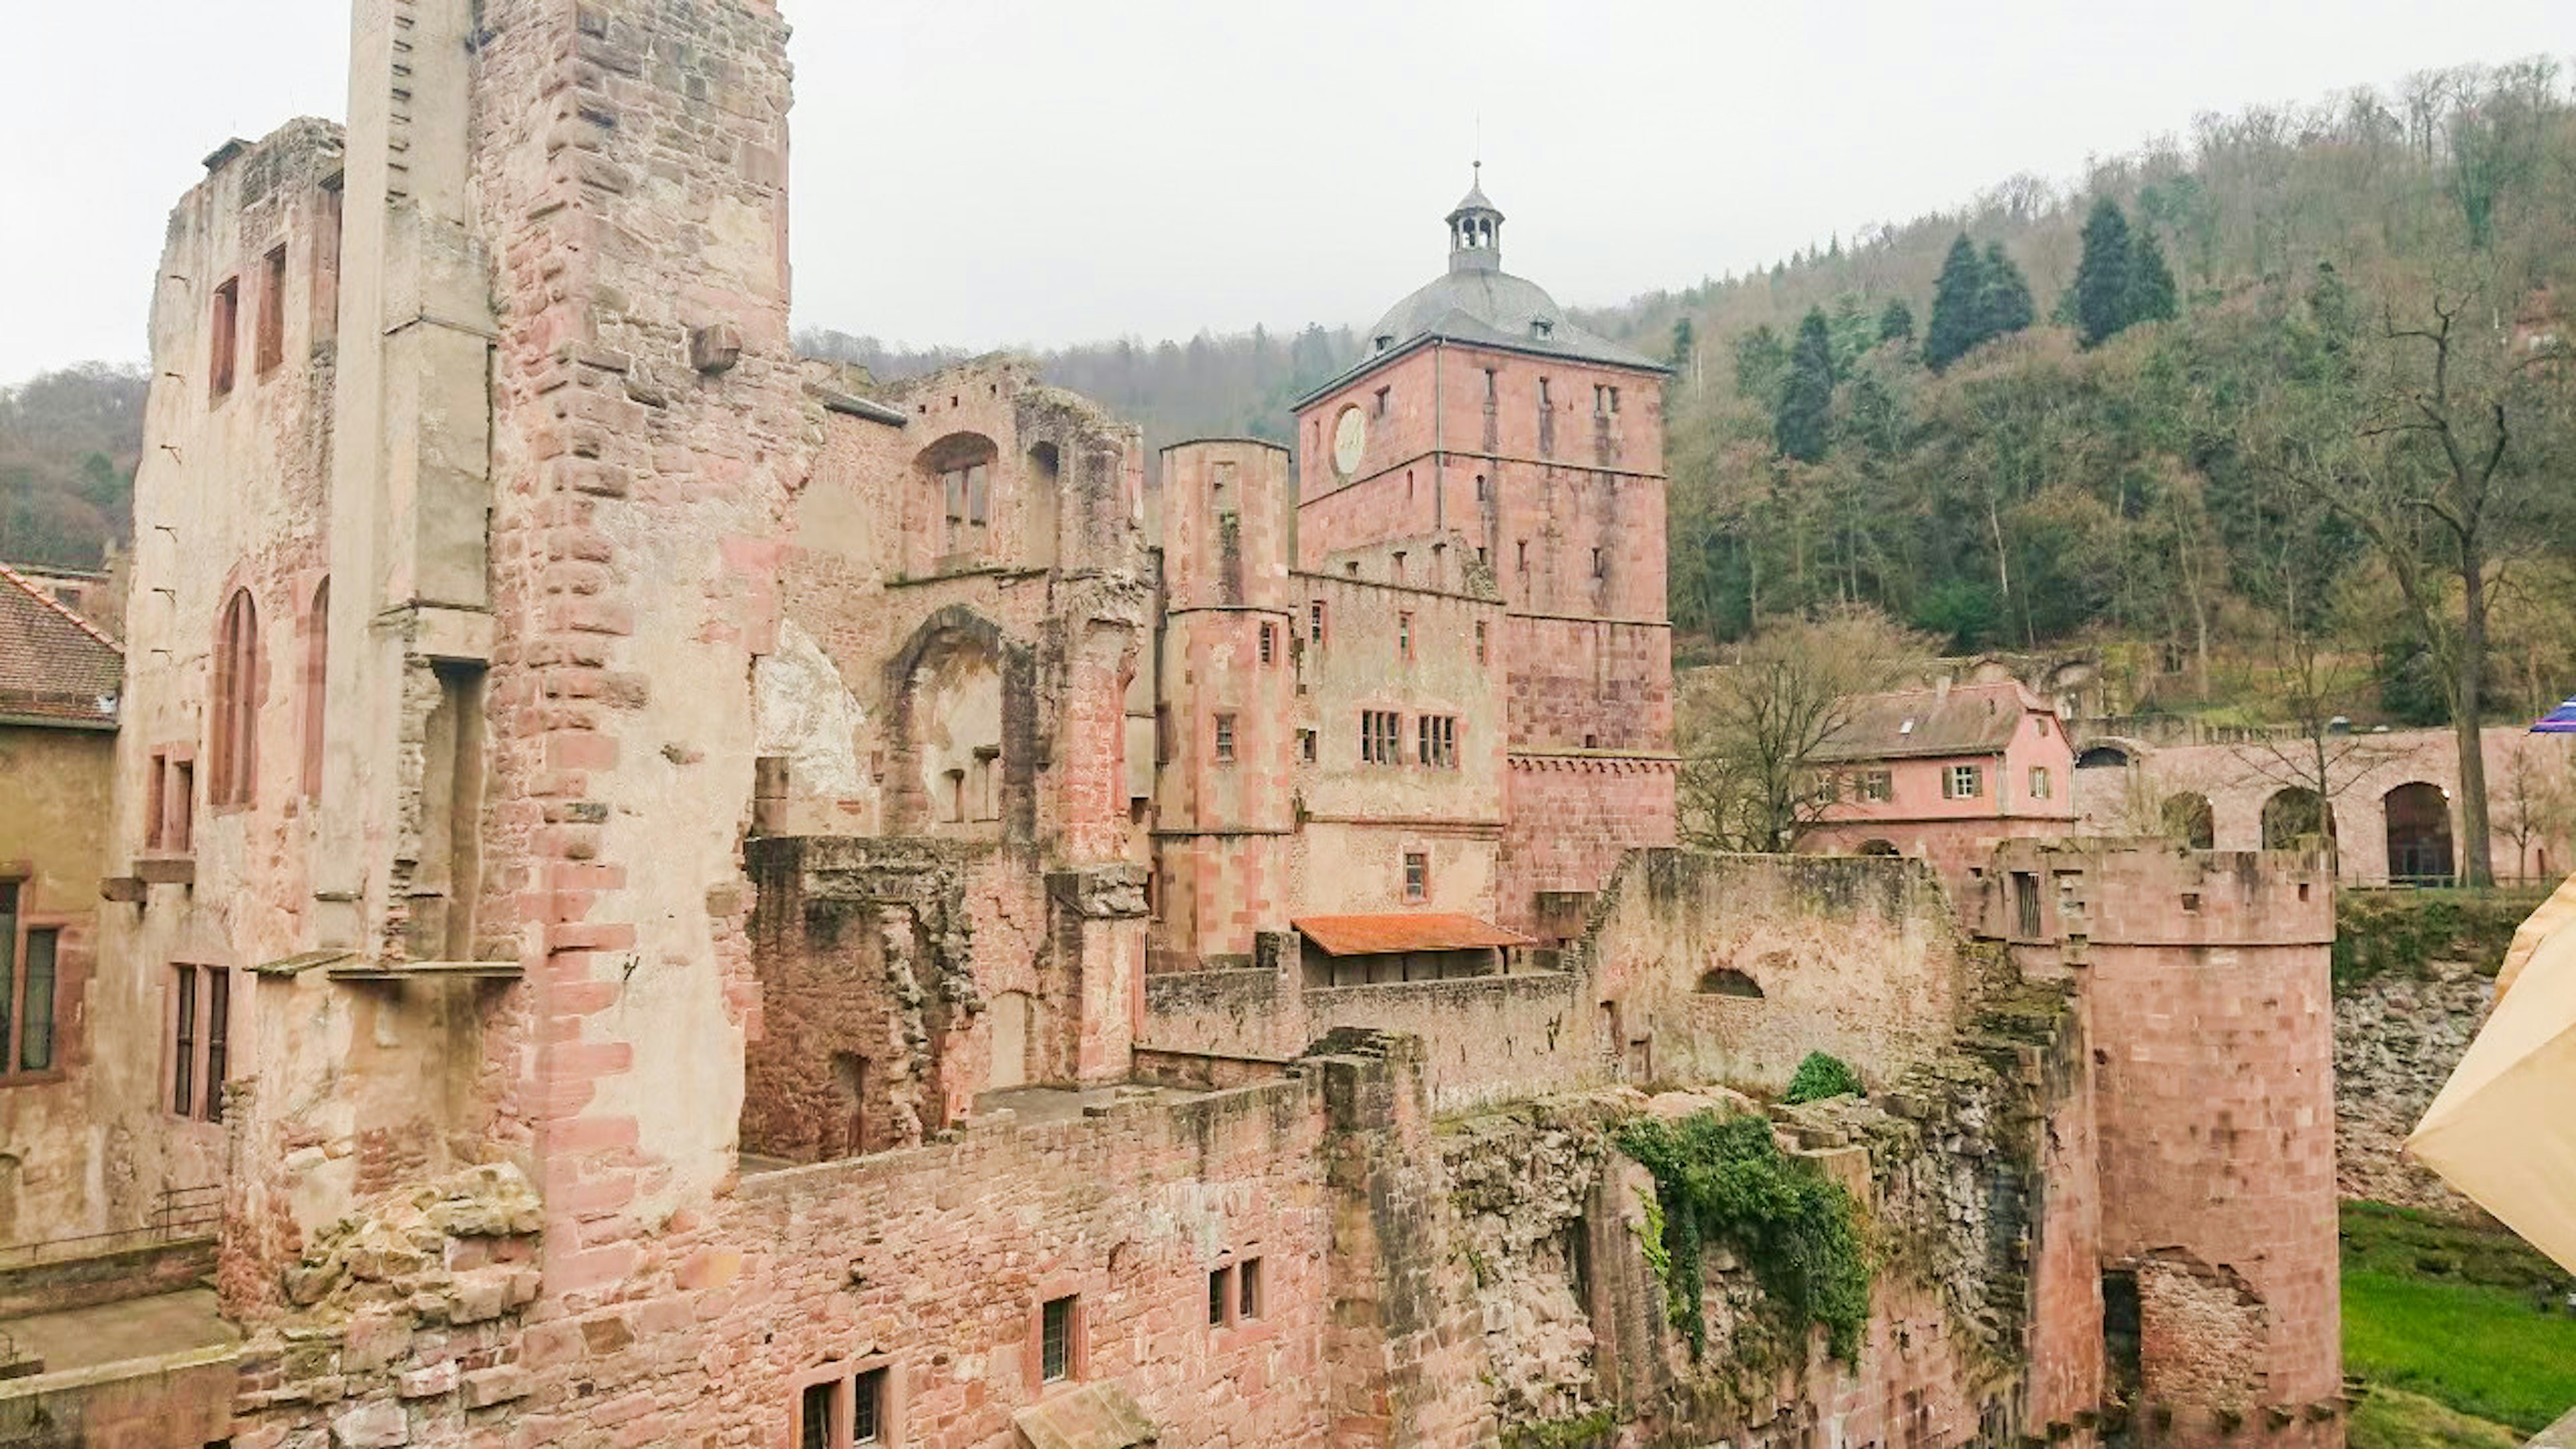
1498, 759, 1676, 936
1993, 843, 2342, 1448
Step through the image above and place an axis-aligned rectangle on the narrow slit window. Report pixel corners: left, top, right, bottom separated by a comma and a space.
171, 965, 197, 1116
256, 246, 288, 373
205, 967, 230, 1122
19, 928, 56, 1073
209, 278, 239, 398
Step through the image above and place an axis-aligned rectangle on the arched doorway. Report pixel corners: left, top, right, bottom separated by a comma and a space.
2383, 782, 2455, 885
2076, 744, 2132, 769
1856, 839, 1900, 857
2161, 793, 2215, 851
2261, 788, 2332, 850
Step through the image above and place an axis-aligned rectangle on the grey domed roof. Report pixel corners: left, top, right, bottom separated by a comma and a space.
1360, 268, 1658, 373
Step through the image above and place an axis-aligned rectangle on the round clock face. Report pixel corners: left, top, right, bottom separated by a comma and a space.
1331, 405, 1366, 478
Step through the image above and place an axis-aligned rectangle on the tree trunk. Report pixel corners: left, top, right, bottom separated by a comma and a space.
2454, 536, 2495, 885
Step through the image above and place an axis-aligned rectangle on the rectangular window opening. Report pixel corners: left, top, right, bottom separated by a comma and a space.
1397, 612, 1413, 661
209, 279, 239, 398
1258, 623, 1276, 664
1373, 386, 1389, 419
256, 246, 287, 373
1944, 765, 1982, 800
1474, 621, 1488, 664
1040, 1295, 1077, 1383
1482, 368, 1497, 401
1860, 770, 1893, 803
1208, 1267, 1232, 1327
1403, 852, 1429, 902
19, 928, 56, 1073
172, 965, 197, 1116
2029, 765, 2051, 800
1298, 729, 1317, 764
205, 967, 230, 1122
1309, 600, 1326, 646
1214, 714, 1236, 764
2012, 872, 2042, 938
851, 1366, 887, 1445
1238, 1257, 1263, 1320
798, 1379, 835, 1449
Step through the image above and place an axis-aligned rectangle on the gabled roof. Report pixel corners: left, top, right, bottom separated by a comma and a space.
0, 563, 123, 729
1811, 681, 2049, 764
1293, 912, 1533, 956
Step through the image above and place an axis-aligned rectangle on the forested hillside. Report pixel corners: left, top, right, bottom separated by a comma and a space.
794, 324, 1365, 460
1618, 59, 2576, 734
0, 363, 145, 571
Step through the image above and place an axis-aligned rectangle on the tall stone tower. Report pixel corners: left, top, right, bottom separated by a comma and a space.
1291, 174, 1677, 938
1151, 439, 1299, 967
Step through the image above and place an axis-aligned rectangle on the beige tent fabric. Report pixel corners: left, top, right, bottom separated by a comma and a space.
2496, 873, 2576, 1001
2408, 888, 2576, 1273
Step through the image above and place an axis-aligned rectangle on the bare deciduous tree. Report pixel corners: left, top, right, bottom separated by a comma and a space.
1677, 608, 1933, 853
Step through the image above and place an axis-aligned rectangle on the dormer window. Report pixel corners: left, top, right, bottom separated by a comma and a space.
1530, 319, 1553, 339
1374, 333, 1395, 352
1898, 718, 1915, 735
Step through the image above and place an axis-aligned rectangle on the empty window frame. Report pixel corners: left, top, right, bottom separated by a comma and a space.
211, 588, 259, 806
1403, 851, 1429, 901
1482, 368, 1497, 402
1474, 621, 1489, 664
941, 462, 991, 556
1943, 765, 1984, 800
256, 246, 288, 373
1590, 547, 1606, 580
1298, 729, 1318, 764
170, 963, 230, 1120
1373, 386, 1390, 419
1473, 472, 1488, 500
209, 278, 239, 398
1417, 715, 1458, 769
1397, 611, 1413, 661
1361, 710, 1401, 765
1309, 600, 1326, 647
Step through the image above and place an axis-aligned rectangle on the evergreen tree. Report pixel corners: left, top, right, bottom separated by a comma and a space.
1733, 324, 1788, 402
1878, 298, 1915, 345
2127, 228, 2179, 325
1922, 235, 1988, 371
2069, 197, 2137, 347
1977, 242, 2035, 341
1772, 307, 1837, 463
1670, 315, 1697, 368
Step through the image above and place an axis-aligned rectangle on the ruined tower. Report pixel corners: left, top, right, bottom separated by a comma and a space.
1150, 440, 1300, 967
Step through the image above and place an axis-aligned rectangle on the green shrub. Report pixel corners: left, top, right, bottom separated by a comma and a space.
1784, 1051, 1864, 1104
1614, 1110, 1874, 1362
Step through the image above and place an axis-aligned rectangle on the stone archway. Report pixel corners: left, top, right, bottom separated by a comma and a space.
2161, 793, 2215, 851
2261, 787, 2332, 850
2383, 782, 2455, 885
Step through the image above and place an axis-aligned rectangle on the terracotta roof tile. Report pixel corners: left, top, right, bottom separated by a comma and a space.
0, 563, 123, 728
1292, 912, 1533, 956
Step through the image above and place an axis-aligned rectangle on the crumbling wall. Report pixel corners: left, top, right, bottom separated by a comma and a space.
1575, 852, 1986, 1095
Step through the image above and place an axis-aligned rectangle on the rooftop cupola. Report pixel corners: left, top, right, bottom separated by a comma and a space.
1446, 163, 1503, 275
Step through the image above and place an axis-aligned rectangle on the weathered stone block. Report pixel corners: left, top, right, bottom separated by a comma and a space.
461, 1366, 532, 1409
329, 1399, 409, 1448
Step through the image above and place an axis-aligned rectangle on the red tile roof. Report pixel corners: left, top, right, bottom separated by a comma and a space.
1293, 912, 1533, 956
0, 563, 123, 728
1810, 680, 2049, 763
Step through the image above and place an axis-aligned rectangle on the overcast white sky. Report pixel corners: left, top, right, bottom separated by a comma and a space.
2, 2, 2567, 383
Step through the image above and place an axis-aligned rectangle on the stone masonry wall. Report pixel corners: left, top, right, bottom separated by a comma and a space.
2335, 966, 2490, 1216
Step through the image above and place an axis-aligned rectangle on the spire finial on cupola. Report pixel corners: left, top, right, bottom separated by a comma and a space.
1446, 161, 1503, 274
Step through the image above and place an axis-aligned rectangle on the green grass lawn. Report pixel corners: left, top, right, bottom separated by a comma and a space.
2349, 1387, 2526, 1449
2343, 1202, 2576, 1436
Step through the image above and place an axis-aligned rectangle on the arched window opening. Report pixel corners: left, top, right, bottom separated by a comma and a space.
2161, 793, 2215, 851
916, 432, 1000, 573
211, 588, 259, 806
2383, 782, 2455, 885
1695, 967, 1765, 999
2260, 788, 2332, 851
910, 632, 1004, 833
302, 578, 329, 796
2075, 744, 2131, 769
1856, 839, 1901, 857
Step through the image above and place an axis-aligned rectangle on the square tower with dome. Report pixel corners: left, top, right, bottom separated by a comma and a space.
1289, 171, 1678, 938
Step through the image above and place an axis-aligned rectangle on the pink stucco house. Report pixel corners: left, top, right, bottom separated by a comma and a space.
1799, 680, 2076, 894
